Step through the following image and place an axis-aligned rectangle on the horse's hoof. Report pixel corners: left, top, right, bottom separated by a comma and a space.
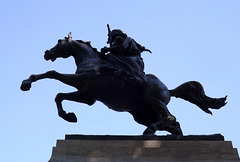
65, 112, 77, 123
143, 127, 156, 136
20, 80, 32, 91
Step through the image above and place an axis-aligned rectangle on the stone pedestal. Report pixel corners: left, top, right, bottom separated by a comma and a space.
49, 134, 239, 162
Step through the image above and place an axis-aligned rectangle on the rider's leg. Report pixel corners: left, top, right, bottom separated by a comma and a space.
55, 91, 96, 122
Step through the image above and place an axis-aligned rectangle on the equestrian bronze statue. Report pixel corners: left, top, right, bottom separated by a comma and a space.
20, 26, 227, 135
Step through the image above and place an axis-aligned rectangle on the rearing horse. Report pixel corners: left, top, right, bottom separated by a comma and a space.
20, 33, 227, 135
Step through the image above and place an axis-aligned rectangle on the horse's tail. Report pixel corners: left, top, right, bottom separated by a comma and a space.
169, 81, 227, 115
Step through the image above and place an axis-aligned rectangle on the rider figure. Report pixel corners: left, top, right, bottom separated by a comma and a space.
100, 26, 151, 86
101, 29, 152, 56
100, 25, 175, 122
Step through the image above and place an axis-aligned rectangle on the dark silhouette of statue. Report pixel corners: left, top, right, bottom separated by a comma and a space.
20, 25, 227, 135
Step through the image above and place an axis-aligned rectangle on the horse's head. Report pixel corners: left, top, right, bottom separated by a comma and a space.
44, 33, 73, 62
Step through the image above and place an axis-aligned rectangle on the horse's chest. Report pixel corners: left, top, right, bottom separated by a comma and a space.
76, 61, 100, 75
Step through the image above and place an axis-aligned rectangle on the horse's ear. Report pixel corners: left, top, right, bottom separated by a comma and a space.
68, 32, 72, 40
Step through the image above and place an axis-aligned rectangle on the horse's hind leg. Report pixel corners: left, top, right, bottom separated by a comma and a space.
161, 121, 183, 135
55, 91, 96, 122
21, 70, 82, 90
143, 120, 183, 136
156, 100, 176, 122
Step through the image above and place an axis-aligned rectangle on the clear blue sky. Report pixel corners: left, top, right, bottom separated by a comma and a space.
1, 1, 239, 161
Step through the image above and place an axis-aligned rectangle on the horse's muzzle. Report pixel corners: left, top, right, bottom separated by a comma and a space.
44, 50, 56, 62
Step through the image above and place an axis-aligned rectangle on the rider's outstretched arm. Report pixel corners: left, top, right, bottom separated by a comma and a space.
101, 45, 124, 54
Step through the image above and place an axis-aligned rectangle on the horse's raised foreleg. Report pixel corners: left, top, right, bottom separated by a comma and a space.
20, 70, 82, 91
55, 91, 96, 122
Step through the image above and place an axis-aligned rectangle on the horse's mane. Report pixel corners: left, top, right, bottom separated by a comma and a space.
76, 40, 100, 54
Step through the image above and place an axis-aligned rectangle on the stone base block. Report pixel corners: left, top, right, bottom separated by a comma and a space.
49, 134, 240, 162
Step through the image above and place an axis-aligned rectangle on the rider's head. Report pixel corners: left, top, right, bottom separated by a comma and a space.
107, 29, 127, 45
